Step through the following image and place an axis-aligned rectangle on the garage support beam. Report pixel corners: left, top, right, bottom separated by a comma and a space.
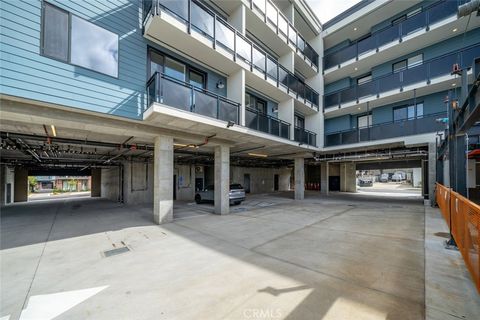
14, 167, 28, 202
340, 162, 356, 193
320, 162, 329, 195
91, 169, 101, 197
214, 145, 230, 215
153, 135, 174, 224
294, 158, 305, 200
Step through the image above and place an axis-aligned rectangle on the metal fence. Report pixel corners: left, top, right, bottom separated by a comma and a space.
436, 183, 480, 293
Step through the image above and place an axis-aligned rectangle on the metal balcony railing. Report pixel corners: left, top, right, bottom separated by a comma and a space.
143, 0, 320, 111
324, 44, 480, 110
294, 126, 317, 147
249, 0, 319, 68
245, 107, 291, 139
323, 0, 465, 70
146, 72, 240, 124
324, 112, 447, 147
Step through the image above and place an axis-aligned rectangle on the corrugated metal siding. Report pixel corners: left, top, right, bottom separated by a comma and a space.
0, 0, 147, 119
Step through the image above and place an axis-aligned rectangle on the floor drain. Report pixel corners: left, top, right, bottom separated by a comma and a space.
103, 246, 130, 257
434, 232, 450, 238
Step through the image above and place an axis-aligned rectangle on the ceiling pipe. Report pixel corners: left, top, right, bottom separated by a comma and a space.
458, 0, 480, 18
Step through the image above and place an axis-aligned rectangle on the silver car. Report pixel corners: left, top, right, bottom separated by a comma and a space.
195, 184, 246, 205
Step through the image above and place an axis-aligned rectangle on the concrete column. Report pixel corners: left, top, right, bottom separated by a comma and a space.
14, 167, 28, 202
320, 162, 329, 195
153, 135, 174, 224
340, 162, 356, 192
229, 4, 245, 34
91, 168, 101, 197
294, 157, 305, 200
278, 98, 295, 140
428, 142, 437, 201
227, 69, 245, 126
279, 51, 295, 73
214, 145, 230, 214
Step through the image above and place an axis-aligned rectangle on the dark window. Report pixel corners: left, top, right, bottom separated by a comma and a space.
294, 114, 305, 128
393, 60, 407, 73
42, 3, 69, 61
149, 51, 164, 77
393, 102, 423, 121
357, 73, 372, 85
41, 2, 118, 77
188, 69, 205, 89
164, 57, 185, 81
245, 92, 267, 114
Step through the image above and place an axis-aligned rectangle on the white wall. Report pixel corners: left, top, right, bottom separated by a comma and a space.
0, 165, 15, 205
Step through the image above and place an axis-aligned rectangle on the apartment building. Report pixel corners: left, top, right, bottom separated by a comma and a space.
316, 0, 480, 200
0, 0, 323, 222
0, 0, 479, 222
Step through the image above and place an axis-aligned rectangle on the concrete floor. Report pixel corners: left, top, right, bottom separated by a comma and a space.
0, 192, 476, 319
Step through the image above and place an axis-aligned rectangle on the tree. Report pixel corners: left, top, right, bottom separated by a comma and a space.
28, 176, 37, 193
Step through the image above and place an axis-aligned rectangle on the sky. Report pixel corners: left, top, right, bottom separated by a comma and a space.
305, 0, 363, 24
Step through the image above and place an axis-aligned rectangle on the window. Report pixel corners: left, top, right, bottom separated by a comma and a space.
393, 60, 407, 73
408, 54, 423, 68
245, 93, 267, 114
70, 16, 119, 77
164, 57, 185, 81
393, 54, 423, 73
41, 2, 119, 77
147, 49, 207, 88
393, 102, 424, 121
357, 114, 372, 128
294, 114, 305, 128
188, 69, 205, 89
42, 3, 68, 61
357, 73, 372, 85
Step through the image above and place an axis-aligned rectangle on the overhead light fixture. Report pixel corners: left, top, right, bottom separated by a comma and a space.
452, 28, 458, 32
353, 27, 358, 31
50, 125, 57, 137
357, 107, 361, 110
216, 80, 225, 89
226, 120, 235, 128
354, 67, 358, 71
248, 153, 268, 158
452, 83, 456, 86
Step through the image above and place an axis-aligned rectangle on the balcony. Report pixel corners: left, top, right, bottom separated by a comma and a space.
142, 0, 319, 112
248, 0, 319, 74
146, 72, 240, 124
294, 126, 317, 147
245, 107, 291, 139
324, 44, 480, 111
323, 0, 471, 79
324, 112, 447, 147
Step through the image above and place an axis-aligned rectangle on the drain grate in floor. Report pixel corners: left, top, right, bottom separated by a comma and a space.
103, 246, 130, 257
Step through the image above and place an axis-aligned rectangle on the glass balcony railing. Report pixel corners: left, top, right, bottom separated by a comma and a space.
323, 0, 462, 70
146, 72, 240, 124
324, 44, 480, 110
294, 126, 317, 147
245, 107, 291, 139
324, 112, 447, 147
143, 0, 320, 111
249, 0, 319, 68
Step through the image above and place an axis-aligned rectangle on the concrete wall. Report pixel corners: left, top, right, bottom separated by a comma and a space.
230, 166, 292, 194
123, 161, 154, 204
91, 168, 101, 197
0, 165, 15, 205
175, 164, 196, 201
101, 167, 120, 202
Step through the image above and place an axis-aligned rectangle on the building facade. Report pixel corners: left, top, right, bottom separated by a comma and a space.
0, 0, 479, 221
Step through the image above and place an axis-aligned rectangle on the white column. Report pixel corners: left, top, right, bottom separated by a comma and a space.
294, 157, 305, 200
229, 4, 245, 34
214, 145, 230, 214
227, 69, 245, 126
320, 162, 329, 195
278, 98, 295, 140
279, 51, 295, 73
153, 135, 174, 224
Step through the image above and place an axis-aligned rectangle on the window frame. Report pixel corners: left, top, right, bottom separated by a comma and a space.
393, 102, 424, 122
357, 73, 372, 85
40, 1, 119, 78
